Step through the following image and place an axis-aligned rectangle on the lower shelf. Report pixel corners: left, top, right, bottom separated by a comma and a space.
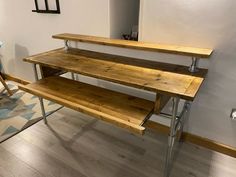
19, 76, 155, 134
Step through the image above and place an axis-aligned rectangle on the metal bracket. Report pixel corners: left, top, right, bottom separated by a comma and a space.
189, 57, 199, 73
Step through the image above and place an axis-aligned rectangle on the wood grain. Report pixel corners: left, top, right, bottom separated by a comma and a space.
52, 33, 213, 58
24, 48, 207, 100
19, 76, 155, 134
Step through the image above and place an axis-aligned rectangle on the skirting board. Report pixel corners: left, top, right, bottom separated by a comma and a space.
3, 73, 236, 158
145, 121, 236, 158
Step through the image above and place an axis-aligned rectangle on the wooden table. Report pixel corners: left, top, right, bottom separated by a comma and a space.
19, 34, 213, 177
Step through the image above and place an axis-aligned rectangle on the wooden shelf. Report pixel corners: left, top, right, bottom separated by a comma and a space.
24, 48, 207, 101
19, 76, 154, 134
53, 33, 213, 58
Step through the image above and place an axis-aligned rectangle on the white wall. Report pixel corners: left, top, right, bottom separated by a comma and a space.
109, 0, 139, 38
0, 0, 110, 81
139, 0, 236, 147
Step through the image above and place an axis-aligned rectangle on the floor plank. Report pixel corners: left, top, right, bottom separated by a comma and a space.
1, 108, 236, 177
0, 146, 44, 177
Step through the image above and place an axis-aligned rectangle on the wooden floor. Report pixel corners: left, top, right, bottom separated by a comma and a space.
0, 108, 235, 177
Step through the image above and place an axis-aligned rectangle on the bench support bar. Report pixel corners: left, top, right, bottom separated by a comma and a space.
71, 72, 75, 80
33, 64, 47, 124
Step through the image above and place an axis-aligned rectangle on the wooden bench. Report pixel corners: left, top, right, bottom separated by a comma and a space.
20, 76, 154, 135
20, 33, 213, 177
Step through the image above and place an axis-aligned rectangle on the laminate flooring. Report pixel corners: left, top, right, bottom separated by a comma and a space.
0, 108, 235, 177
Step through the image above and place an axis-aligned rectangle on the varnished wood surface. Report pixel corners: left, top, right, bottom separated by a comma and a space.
1, 108, 236, 177
24, 48, 207, 100
19, 76, 154, 134
53, 33, 213, 58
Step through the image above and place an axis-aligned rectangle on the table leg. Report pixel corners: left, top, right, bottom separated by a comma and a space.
33, 64, 47, 124
177, 101, 191, 141
71, 72, 75, 80
164, 97, 180, 177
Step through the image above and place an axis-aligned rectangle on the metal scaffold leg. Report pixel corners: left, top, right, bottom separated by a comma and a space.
189, 57, 199, 73
164, 97, 180, 177
71, 72, 75, 80
33, 64, 47, 124
177, 101, 191, 142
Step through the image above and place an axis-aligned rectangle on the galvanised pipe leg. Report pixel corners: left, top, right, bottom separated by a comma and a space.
189, 57, 199, 73
39, 97, 47, 124
33, 64, 39, 81
164, 97, 180, 177
178, 101, 191, 142
33, 64, 47, 124
71, 72, 75, 80
64, 40, 75, 81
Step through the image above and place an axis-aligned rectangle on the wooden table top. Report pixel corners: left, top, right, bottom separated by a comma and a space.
24, 48, 208, 101
53, 33, 213, 58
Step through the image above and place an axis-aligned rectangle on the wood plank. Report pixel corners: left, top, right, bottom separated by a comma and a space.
19, 76, 154, 134
24, 48, 207, 100
0, 147, 44, 177
53, 33, 213, 58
